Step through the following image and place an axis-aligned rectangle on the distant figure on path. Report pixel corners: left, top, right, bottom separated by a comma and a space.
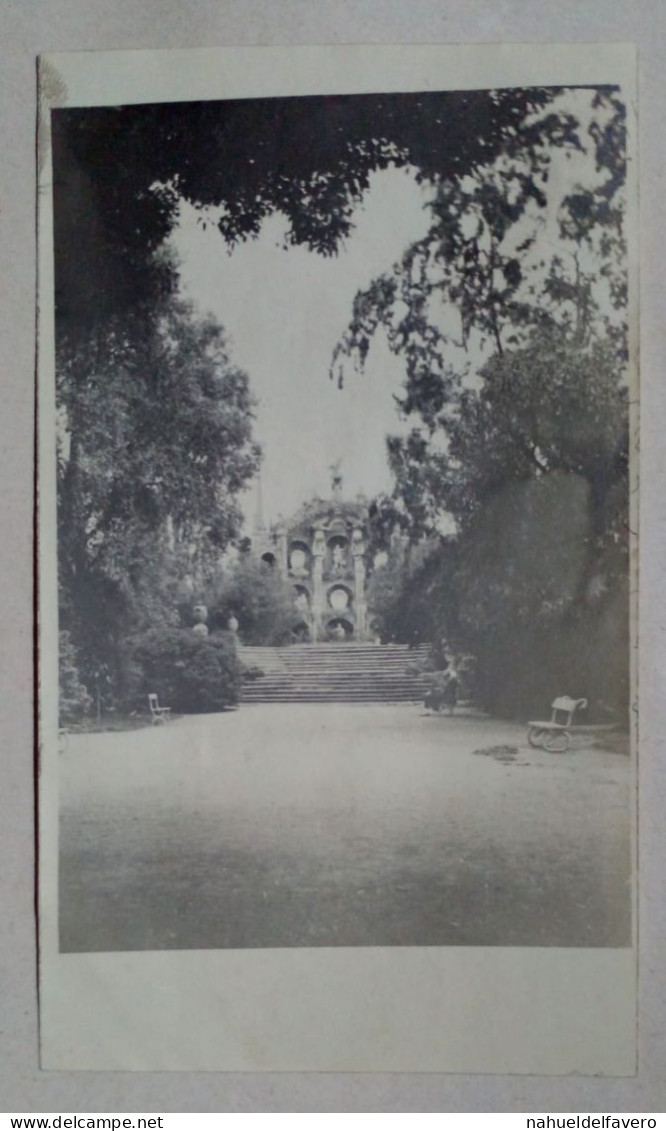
424, 662, 458, 715
441, 662, 458, 715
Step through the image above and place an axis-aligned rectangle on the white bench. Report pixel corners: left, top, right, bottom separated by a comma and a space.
148, 693, 171, 725
527, 695, 588, 753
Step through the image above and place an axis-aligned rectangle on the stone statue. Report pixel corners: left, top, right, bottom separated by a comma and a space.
329, 459, 343, 502
332, 543, 346, 573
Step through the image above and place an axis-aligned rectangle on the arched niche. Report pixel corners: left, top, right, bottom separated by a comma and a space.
327, 533, 348, 576
327, 584, 353, 611
288, 539, 310, 577
326, 616, 354, 641
293, 584, 311, 612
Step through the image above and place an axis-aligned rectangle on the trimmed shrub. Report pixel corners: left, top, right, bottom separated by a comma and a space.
129, 627, 240, 713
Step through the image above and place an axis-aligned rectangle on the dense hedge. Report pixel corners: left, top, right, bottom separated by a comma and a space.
462, 596, 629, 722
130, 627, 240, 713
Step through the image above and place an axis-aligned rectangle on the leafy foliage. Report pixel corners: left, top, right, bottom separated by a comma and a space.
387, 329, 628, 534
207, 555, 299, 645
350, 89, 630, 717
368, 329, 630, 716
130, 627, 240, 713
58, 299, 260, 701
52, 88, 568, 335
366, 538, 458, 647
332, 90, 626, 392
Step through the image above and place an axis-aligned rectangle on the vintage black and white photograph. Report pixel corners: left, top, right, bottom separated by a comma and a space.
47, 71, 634, 957
37, 41, 637, 1067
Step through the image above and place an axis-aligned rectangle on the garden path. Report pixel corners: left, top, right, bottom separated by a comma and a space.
59, 703, 632, 951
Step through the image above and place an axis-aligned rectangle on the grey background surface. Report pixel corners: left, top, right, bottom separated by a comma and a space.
1, 0, 663, 1113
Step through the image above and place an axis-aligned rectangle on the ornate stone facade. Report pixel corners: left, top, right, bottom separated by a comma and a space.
252, 482, 370, 642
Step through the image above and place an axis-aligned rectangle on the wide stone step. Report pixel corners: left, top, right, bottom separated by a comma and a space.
279, 665, 422, 674
241, 687, 422, 696
281, 654, 421, 662
242, 675, 422, 682
280, 660, 425, 668
241, 663, 424, 671
279, 652, 423, 658
239, 643, 431, 703
270, 676, 423, 684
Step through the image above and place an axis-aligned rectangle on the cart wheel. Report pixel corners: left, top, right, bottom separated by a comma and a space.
543, 730, 570, 753
528, 727, 546, 748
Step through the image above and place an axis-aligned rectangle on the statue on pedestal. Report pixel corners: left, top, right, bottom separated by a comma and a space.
331, 543, 346, 574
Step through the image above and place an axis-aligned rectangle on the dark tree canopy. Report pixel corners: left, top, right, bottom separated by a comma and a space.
52, 87, 581, 335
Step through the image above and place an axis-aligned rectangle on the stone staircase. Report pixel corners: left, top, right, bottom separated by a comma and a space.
239, 643, 430, 704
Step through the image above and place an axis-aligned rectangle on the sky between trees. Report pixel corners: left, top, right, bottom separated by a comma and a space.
172, 168, 432, 522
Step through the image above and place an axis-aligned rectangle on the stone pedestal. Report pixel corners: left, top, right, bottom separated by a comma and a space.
192, 604, 209, 637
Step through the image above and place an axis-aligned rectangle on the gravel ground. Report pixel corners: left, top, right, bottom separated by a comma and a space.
59, 704, 632, 952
